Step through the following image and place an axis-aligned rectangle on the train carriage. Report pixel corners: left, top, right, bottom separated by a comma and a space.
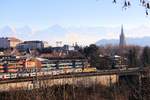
47, 71, 53, 75
18, 73, 30, 77
83, 68, 97, 72
3, 74, 11, 79
74, 68, 83, 73
10, 73, 17, 79
37, 72, 44, 76
29, 72, 36, 77
0, 74, 3, 79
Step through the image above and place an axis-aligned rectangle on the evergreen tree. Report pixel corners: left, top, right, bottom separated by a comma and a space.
141, 46, 150, 67
127, 47, 138, 67
83, 44, 101, 69
83, 44, 112, 69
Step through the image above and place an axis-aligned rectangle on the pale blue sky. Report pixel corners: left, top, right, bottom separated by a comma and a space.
0, 0, 150, 29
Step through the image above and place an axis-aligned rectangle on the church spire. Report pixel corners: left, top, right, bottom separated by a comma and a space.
119, 25, 126, 47
121, 25, 123, 35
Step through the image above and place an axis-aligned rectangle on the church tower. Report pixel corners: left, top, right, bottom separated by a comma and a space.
119, 25, 126, 47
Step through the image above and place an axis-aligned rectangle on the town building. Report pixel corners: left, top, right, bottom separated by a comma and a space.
63, 45, 75, 51
43, 41, 49, 48
8, 37, 22, 48
25, 57, 42, 68
112, 55, 128, 70
51, 44, 76, 53
16, 40, 44, 51
0, 37, 22, 49
119, 25, 126, 47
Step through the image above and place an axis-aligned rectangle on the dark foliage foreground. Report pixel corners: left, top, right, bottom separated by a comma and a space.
0, 77, 150, 100
0, 83, 131, 100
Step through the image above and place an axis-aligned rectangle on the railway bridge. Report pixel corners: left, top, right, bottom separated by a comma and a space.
0, 67, 149, 92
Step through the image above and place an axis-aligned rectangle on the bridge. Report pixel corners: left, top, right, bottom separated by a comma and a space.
0, 67, 149, 91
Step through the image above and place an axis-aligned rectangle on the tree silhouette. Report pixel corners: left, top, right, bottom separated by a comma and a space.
96, 0, 150, 15
141, 46, 150, 67
127, 47, 139, 67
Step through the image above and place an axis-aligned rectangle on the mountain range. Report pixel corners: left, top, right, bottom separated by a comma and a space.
0, 25, 150, 46
96, 37, 150, 46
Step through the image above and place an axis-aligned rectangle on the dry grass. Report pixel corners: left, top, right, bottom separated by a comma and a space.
0, 83, 131, 100
0, 76, 150, 100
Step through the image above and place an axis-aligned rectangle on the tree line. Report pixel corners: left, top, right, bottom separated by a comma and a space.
79, 44, 150, 69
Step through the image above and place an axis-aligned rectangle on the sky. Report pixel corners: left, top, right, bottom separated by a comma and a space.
0, 0, 150, 29
0, 0, 150, 45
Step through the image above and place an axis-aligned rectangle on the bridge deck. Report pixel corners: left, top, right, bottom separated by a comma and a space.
0, 67, 147, 84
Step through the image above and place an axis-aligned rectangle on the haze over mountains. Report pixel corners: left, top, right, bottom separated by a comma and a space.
96, 37, 150, 46
0, 25, 150, 46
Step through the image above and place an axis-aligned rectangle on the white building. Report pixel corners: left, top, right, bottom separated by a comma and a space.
43, 41, 49, 48
0, 37, 22, 49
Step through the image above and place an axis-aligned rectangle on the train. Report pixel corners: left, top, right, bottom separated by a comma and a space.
0, 67, 97, 80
